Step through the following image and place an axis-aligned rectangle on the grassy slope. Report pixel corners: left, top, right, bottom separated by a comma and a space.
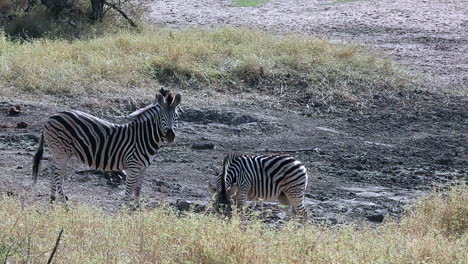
0, 185, 466, 263
0, 27, 414, 105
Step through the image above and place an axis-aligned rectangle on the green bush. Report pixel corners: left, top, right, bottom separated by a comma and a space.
2, 0, 142, 40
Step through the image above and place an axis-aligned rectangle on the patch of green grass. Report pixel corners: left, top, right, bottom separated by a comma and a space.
0, 185, 466, 263
0, 27, 415, 105
327, 0, 365, 4
231, 0, 268, 7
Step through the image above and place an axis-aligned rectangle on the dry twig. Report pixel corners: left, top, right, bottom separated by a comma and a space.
46, 229, 64, 264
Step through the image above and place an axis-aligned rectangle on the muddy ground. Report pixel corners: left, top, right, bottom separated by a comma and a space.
1, 91, 467, 224
1, 0, 467, 225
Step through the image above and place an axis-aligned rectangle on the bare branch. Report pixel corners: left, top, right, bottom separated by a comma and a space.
46, 229, 64, 264
103, 0, 137, 28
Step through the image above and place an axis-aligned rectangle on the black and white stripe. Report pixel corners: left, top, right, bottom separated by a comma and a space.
209, 153, 308, 219
32, 89, 181, 206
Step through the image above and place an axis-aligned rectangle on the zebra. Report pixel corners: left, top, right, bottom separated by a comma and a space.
208, 153, 308, 220
32, 88, 181, 207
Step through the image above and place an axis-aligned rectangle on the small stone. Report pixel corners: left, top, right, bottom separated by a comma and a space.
176, 200, 191, 211
1, 122, 14, 128
352, 164, 366, 171
8, 104, 21, 116
154, 180, 165, 187
366, 214, 385, 223
191, 143, 215, 150
16, 165, 23, 169
436, 157, 452, 166
194, 204, 207, 213
16, 121, 29, 128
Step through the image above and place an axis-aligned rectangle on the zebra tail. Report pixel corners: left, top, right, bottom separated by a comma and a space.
32, 133, 44, 184
218, 156, 230, 205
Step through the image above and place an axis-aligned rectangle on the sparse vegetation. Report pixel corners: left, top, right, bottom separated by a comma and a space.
231, 0, 268, 7
0, 185, 466, 263
0, 27, 416, 107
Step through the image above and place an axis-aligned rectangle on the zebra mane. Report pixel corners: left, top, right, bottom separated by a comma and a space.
224, 153, 245, 161
126, 104, 157, 119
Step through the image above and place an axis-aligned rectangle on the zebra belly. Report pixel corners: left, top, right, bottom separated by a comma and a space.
70, 143, 126, 171
247, 189, 278, 201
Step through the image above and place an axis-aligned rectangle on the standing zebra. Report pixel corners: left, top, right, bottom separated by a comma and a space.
32, 88, 181, 207
208, 153, 308, 220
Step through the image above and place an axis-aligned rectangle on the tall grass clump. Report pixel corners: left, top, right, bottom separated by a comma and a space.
0, 27, 415, 104
0, 185, 466, 263
400, 184, 467, 237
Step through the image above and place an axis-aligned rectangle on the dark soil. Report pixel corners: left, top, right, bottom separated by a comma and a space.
1, 90, 467, 224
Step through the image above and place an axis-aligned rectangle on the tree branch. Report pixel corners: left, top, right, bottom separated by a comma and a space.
103, 1, 137, 28
46, 229, 64, 264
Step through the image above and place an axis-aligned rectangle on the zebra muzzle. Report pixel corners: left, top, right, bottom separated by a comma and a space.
166, 129, 176, 143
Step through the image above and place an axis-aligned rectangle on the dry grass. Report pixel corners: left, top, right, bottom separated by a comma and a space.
0, 27, 415, 106
0, 185, 466, 263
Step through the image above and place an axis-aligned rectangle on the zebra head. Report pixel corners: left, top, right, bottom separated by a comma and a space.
154, 88, 181, 143
208, 181, 237, 217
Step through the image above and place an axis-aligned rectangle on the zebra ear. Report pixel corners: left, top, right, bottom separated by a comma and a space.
155, 93, 165, 106
171, 94, 181, 108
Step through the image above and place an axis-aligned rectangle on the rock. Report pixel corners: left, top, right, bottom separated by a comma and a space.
176, 200, 192, 211
8, 104, 21, 116
366, 213, 385, 223
154, 180, 166, 187
194, 204, 207, 213
436, 157, 452, 166
352, 164, 366, 171
16, 165, 23, 169
191, 143, 215, 150
16, 121, 29, 128
1, 122, 14, 128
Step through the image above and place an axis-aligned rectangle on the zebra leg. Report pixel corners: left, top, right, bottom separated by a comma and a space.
277, 192, 290, 206
123, 166, 144, 208
134, 169, 147, 208
286, 190, 307, 222
49, 165, 57, 203
235, 185, 249, 213
49, 154, 70, 204
277, 192, 293, 218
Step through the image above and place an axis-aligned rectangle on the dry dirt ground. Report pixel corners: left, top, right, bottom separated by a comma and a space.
1, 0, 467, 225
148, 0, 468, 92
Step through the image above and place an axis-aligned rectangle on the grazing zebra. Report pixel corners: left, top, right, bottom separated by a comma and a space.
32, 88, 181, 206
208, 153, 308, 220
